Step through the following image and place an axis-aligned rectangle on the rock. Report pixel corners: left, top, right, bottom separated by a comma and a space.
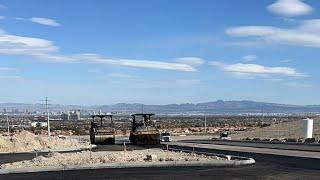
166, 157, 174, 161
145, 154, 157, 162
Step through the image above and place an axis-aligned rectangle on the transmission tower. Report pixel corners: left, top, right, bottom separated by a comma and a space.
41, 96, 51, 136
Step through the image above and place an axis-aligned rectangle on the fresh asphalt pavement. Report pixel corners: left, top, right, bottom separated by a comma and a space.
181, 139, 320, 152
1, 144, 320, 179
1, 161, 320, 180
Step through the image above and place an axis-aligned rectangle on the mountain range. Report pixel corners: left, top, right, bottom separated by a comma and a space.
1, 100, 320, 114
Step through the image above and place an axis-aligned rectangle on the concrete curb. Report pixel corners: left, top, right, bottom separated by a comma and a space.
0, 158, 255, 175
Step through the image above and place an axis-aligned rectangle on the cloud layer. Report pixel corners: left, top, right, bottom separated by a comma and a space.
226, 1, 320, 49
29, 17, 61, 27
0, 28, 198, 72
175, 57, 204, 66
226, 24, 320, 48
78, 54, 196, 72
211, 61, 306, 78
267, 0, 313, 17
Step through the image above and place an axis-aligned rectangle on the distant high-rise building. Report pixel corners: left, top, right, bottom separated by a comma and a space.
61, 112, 70, 121
61, 110, 81, 121
70, 110, 81, 121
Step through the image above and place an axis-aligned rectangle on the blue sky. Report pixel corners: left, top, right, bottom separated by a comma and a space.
0, 0, 319, 105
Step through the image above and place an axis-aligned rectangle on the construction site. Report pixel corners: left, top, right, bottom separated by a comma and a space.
0, 110, 319, 179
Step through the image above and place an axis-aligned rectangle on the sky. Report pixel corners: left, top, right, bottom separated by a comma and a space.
0, 0, 320, 105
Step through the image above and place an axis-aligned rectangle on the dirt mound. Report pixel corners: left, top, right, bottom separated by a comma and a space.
1, 149, 222, 169
0, 131, 89, 153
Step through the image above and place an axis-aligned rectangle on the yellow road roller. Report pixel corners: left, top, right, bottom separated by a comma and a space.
90, 114, 115, 145
129, 113, 160, 145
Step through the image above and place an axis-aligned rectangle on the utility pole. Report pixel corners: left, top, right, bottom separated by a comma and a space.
204, 114, 207, 134
41, 96, 51, 136
6, 114, 9, 134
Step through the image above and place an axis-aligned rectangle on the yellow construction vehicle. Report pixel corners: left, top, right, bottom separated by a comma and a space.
129, 113, 160, 145
90, 114, 115, 145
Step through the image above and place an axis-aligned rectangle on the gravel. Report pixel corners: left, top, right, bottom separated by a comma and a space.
0, 149, 222, 169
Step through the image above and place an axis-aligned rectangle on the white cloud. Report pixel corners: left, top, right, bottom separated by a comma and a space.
267, 0, 313, 17
298, 19, 320, 34
175, 57, 204, 66
0, 16, 5, 20
78, 54, 196, 72
107, 73, 134, 79
0, 28, 197, 72
0, 29, 75, 63
226, 26, 320, 48
32, 53, 77, 63
243, 55, 257, 62
210, 61, 306, 78
226, 1, 320, 49
0, 30, 57, 53
29, 17, 61, 27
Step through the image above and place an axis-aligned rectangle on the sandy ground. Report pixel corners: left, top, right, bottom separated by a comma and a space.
231, 119, 320, 140
170, 119, 320, 141
0, 131, 89, 153
0, 149, 223, 169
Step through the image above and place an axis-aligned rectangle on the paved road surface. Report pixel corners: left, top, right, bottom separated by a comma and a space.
172, 141, 320, 159
182, 139, 320, 152
1, 143, 320, 179
1, 158, 319, 179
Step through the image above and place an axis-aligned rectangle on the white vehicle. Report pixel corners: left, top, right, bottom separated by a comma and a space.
160, 132, 172, 142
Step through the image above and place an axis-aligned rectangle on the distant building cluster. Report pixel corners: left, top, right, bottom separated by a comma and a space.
61, 110, 81, 121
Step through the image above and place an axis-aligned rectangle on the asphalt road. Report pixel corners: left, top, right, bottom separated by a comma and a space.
1, 143, 320, 179
181, 139, 320, 152
1, 160, 319, 179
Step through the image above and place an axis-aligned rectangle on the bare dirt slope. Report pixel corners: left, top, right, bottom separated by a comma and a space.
0, 131, 89, 153
231, 118, 320, 140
